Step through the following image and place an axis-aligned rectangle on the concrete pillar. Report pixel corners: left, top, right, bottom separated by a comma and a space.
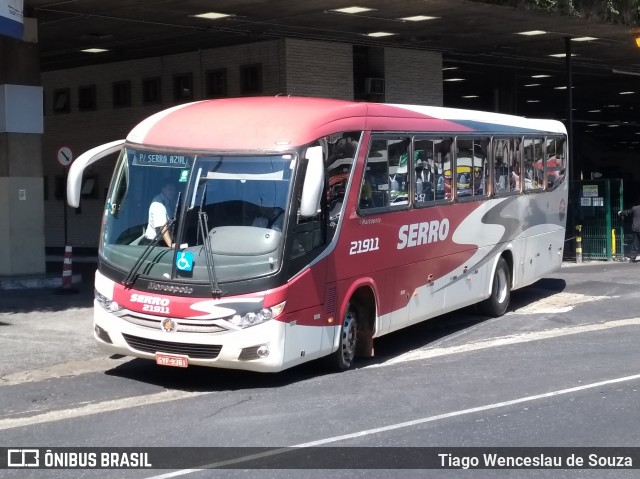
0, 18, 45, 276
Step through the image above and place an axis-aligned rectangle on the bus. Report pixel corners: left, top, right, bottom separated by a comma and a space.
67, 97, 568, 373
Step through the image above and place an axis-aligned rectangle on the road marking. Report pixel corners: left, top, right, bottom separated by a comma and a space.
0, 389, 210, 432
145, 372, 640, 478
371, 317, 640, 368
513, 291, 610, 314
0, 357, 129, 387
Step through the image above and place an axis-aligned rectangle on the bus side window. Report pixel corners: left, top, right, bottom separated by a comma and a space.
544, 137, 566, 189
523, 137, 545, 191
414, 146, 433, 203
493, 138, 516, 196
360, 137, 392, 210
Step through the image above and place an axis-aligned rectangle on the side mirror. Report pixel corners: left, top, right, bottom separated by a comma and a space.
67, 140, 125, 207
299, 145, 325, 218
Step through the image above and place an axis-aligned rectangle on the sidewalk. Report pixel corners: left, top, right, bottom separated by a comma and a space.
0, 255, 96, 291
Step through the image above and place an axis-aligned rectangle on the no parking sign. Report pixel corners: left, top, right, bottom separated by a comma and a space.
57, 146, 73, 167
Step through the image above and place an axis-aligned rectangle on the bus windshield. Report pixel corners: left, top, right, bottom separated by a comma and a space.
101, 148, 294, 283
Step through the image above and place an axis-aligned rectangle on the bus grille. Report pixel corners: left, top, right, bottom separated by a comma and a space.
120, 314, 227, 333
122, 334, 222, 359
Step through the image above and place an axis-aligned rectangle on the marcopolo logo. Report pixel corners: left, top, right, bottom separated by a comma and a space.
397, 219, 450, 250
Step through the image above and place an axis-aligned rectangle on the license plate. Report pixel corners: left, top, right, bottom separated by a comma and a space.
155, 352, 189, 368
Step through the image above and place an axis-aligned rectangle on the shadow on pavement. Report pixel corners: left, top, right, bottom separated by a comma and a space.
103, 276, 568, 393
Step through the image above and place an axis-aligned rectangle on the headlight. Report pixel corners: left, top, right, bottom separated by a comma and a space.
94, 289, 124, 313
228, 301, 285, 329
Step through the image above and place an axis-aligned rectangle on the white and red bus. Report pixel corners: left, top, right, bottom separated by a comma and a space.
68, 97, 567, 372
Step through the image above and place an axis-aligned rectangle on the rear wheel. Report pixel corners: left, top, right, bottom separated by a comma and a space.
480, 257, 510, 317
326, 303, 358, 370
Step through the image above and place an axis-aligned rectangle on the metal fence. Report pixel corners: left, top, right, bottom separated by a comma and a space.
570, 179, 624, 261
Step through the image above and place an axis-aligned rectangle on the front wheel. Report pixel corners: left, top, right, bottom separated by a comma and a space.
480, 257, 511, 317
326, 303, 358, 371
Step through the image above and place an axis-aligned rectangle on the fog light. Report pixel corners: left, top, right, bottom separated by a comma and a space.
256, 345, 269, 358
95, 325, 112, 344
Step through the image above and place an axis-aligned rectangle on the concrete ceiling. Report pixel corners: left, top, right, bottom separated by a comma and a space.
24, 0, 640, 153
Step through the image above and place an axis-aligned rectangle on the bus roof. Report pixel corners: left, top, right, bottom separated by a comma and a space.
126, 96, 567, 151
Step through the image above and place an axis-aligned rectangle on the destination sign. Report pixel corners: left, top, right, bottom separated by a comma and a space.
132, 152, 193, 168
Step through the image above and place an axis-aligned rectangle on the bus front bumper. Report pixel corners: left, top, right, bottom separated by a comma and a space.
93, 301, 289, 372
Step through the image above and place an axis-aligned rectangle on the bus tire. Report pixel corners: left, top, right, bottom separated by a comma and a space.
480, 257, 510, 317
327, 302, 358, 370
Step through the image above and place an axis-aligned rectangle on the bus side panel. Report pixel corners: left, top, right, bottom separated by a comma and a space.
442, 249, 488, 311
387, 263, 413, 333
285, 260, 327, 315
406, 255, 447, 326
283, 306, 335, 368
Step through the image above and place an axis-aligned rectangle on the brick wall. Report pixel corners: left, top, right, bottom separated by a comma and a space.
283, 39, 353, 99
41, 40, 442, 248
41, 41, 282, 248
384, 48, 443, 106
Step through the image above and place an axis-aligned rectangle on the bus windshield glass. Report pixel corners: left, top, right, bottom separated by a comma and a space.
100, 148, 295, 283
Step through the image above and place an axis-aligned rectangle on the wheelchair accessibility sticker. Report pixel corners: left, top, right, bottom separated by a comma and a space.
176, 251, 194, 272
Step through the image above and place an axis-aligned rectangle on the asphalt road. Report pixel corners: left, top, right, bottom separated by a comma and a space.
1, 261, 640, 478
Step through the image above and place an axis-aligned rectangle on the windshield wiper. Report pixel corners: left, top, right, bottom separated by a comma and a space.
123, 192, 181, 288
197, 183, 225, 298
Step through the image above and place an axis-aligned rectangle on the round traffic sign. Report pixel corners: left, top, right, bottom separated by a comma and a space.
57, 146, 73, 167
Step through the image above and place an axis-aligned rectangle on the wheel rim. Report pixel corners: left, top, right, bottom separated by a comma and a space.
495, 267, 508, 304
341, 310, 357, 363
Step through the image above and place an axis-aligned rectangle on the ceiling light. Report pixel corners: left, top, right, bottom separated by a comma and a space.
526, 100, 540, 103
588, 109, 601, 113
81, 48, 109, 53
443, 78, 465, 82
619, 91, 635, 95
549, 53, 576, 58
517, 30, 547, 36
531, 74, 551, 78
462, 95, 479, 99
192, 12, 233, 20
587, 124, 599, 127
554, 86, 567, 90
330, 6, 375, 14
523, 83, 540, 87
608, 124, 620, 128
364, 31, 395, 37
572, 36, 598, 42
399, 15, 438, 21
442, 67, 458, 71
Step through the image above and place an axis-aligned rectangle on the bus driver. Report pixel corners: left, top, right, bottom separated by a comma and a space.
144, 182, 176, 247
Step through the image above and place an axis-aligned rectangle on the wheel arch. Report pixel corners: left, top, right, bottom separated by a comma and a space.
335, 279, 378, 356
487, 248, 514, 297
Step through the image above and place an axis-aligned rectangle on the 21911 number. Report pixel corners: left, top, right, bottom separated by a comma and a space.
349, 237, 380, 255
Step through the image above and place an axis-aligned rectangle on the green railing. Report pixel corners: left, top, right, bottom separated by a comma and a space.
571, 179, 624, 261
